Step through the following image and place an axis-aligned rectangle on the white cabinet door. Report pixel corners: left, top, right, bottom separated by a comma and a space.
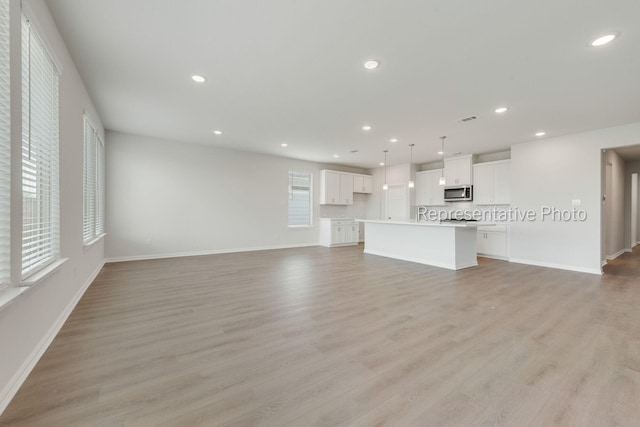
332, 224, 346, 244
321, 170, 360, 204
345, 222, 358, 243
353, 175, 364, 193
416, 170, 445, 206
339, 173, 354, 205
362, 175, 373, 193
493, 161, 511, 205
320, 170, 340, 204
352, 174, 373, 194
473, 163, 495, 204
472, 160, 510, 205
477, 230, 507, 258
320, 219, 358, 247
444, 156, 473, 185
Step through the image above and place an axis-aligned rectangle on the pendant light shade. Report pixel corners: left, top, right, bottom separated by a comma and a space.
408, 144, 415, 188
439, 136, 446, 186
383, 150, 389, 190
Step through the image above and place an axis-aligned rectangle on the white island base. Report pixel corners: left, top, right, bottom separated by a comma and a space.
361, 220, 480, 270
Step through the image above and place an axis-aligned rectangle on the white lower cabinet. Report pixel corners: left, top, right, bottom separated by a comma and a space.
476, 225, 508, 259
319, 218, 359, 247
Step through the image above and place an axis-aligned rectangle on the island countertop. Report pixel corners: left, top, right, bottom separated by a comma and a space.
357, 219, 495, 228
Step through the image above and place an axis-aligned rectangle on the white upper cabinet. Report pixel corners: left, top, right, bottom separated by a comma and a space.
320, 170, 341, 204
353, 174, 373, 194
320, 170, 371, 204
416, 170, 445, 206
444, 155, 473, 186
472, 160, 511, 205
339, 173, 354, 205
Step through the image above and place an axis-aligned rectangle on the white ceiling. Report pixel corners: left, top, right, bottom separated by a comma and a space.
45, 0, 640, 168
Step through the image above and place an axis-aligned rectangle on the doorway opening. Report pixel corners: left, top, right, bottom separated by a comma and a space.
601, 145, 640, 271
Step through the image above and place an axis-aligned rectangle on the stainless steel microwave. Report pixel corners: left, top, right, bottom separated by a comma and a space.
444, 185, 473, 202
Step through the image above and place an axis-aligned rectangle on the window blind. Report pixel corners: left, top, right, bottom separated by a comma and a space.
83, 115, 104, 243
22, 14, 60, 279
0, 0, 10, 290
288, 171, 312, 227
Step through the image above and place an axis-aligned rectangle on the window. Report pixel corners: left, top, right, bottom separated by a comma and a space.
0, 0, 10, 291
288, 171, 312, 227
83, 115, 104, 244
21, 14, 60, 279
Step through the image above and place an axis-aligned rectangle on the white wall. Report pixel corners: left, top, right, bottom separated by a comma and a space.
510, 122, 640, 274
603, 149, 625, 258
0, 0, 105, 413
105, 131, 370, 260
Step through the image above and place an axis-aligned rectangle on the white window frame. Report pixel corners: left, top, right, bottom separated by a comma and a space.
287, 170, 313, 228
21, 12, 61, 281
83, 114, 105, 246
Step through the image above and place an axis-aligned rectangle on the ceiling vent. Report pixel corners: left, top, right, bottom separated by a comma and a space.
459, 115, 478, 123
350, 149, 359, 153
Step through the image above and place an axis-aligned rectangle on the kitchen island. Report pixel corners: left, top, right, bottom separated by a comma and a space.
359, 220, 483, 270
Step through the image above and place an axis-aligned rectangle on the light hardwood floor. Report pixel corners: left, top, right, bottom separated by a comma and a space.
1, 245, 640, 426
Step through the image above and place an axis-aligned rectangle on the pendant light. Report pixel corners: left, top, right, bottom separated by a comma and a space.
440, 136, 446, 185
408, 144, 415, 188
382, 150, 389, 190
439, 136, 446, 186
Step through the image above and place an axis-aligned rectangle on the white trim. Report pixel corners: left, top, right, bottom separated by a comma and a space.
625, 248, 633, 253
509, 258, 602, 275
477, 254, 510, 261
20, 2, 63, 74
0, 287, 29, 313
0, 260, 105, 416
83, 233, 106, 250
363, 249, 478, 270
20, 258, 68, 286
106, 243, 319, 263
606, 249, 626, 260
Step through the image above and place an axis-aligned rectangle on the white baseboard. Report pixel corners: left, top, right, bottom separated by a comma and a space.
606, 249, 626, 260
509, 258, 602, 275
477, 254, 510, 261
106, 243, 319, 263
0, 261, 105, 416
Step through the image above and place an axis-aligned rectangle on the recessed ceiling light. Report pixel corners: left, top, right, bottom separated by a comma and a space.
591, 34, 617, 47
379, 162, 385, 166
191, 75, 206, 83
333, 154, 340, 158
535, 131, 546, 137
213, 130, 222, 135
363, 59, 379, 70
495, 107, 508, 113
438, 151, 444, 155
390, 138, 398, 143
280, 143, 288, 147
362, 125, 372, 131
